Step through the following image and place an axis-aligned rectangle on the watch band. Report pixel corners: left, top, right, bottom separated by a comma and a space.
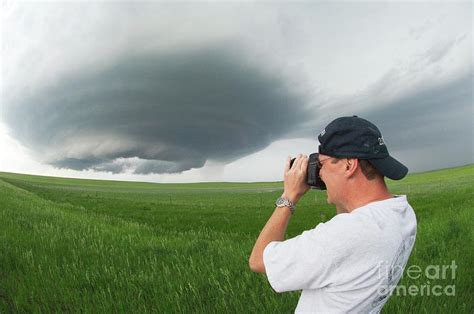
275, 197, 296, 214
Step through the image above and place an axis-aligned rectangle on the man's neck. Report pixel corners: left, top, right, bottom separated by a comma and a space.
337, 181, 393, 214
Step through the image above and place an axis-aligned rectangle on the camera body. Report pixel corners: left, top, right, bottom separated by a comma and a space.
290, 153, 327, 190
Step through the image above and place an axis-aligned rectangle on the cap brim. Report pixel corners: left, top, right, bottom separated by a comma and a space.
368, 155, 408, 180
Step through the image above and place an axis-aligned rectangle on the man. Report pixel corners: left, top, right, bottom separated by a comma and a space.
249, 116, 417, 313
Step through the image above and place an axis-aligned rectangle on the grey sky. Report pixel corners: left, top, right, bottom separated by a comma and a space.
1, 1, 472, 182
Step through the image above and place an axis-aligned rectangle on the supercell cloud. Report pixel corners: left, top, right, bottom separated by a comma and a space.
3, 47, 311, 174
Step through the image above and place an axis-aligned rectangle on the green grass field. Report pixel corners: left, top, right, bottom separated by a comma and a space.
1, 165, 473, 313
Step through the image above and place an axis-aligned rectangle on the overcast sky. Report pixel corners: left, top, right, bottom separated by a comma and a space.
1, 1, 472, 183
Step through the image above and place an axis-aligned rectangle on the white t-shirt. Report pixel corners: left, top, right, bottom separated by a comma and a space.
263, 195, 417, 313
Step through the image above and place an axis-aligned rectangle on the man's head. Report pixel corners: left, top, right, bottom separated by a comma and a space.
317, 116, 408, 209
318, 115, 408, 180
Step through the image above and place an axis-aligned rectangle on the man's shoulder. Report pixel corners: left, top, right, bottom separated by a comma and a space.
311, 213, 371, 241
324, 211, 369, 228
316, 209, 390, 245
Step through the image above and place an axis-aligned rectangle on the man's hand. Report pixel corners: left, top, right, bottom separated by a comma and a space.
282, 154, 311, 204
249, 154, 310, 273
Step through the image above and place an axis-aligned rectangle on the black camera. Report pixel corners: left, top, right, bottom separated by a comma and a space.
290, 153, 327, 190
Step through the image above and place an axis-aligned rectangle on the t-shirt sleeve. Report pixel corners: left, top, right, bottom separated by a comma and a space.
262, 221, 343, 293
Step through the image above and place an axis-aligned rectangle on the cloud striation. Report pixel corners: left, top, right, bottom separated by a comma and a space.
3, 47, 311, 174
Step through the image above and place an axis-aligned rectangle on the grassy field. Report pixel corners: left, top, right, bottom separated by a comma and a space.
0, 164, 473, 313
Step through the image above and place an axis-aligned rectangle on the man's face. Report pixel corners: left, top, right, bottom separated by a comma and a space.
318, 154, 345, 205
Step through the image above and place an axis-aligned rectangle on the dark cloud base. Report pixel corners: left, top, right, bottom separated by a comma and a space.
4, 47, 311, 174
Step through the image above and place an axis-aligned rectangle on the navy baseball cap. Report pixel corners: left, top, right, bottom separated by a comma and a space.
318, 115, 408, 180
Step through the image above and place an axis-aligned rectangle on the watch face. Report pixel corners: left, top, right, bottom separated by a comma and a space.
276, 197, 294, 213
276, 197, 286, 206
276, 197, 291, 207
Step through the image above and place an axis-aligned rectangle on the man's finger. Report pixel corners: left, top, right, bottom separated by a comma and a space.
285, 156, 291, 172
294, 154, 304, 169
300, 155, 309, 172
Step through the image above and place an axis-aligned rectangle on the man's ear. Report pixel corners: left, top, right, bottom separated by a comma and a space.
345, 158, 358, 177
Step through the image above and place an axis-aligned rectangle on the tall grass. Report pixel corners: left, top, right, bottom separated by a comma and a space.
0, 164, 472, 312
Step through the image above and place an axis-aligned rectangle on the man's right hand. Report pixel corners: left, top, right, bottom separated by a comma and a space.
282, 154, 310, 204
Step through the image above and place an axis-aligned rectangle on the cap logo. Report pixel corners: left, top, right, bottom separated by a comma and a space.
320, 129, 326, 137
378, 136, 385, 146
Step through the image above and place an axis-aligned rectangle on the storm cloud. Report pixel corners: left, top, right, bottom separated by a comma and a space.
1, 2, 472, 180
3, 47, 312, 174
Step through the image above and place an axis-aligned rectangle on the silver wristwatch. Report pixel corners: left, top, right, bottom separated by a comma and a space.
275, 197, 296, 214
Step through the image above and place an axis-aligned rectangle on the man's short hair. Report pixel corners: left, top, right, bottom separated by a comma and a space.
359, 159, 382, 180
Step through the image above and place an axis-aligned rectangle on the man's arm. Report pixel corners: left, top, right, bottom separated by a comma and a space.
249, 154, 310, 273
